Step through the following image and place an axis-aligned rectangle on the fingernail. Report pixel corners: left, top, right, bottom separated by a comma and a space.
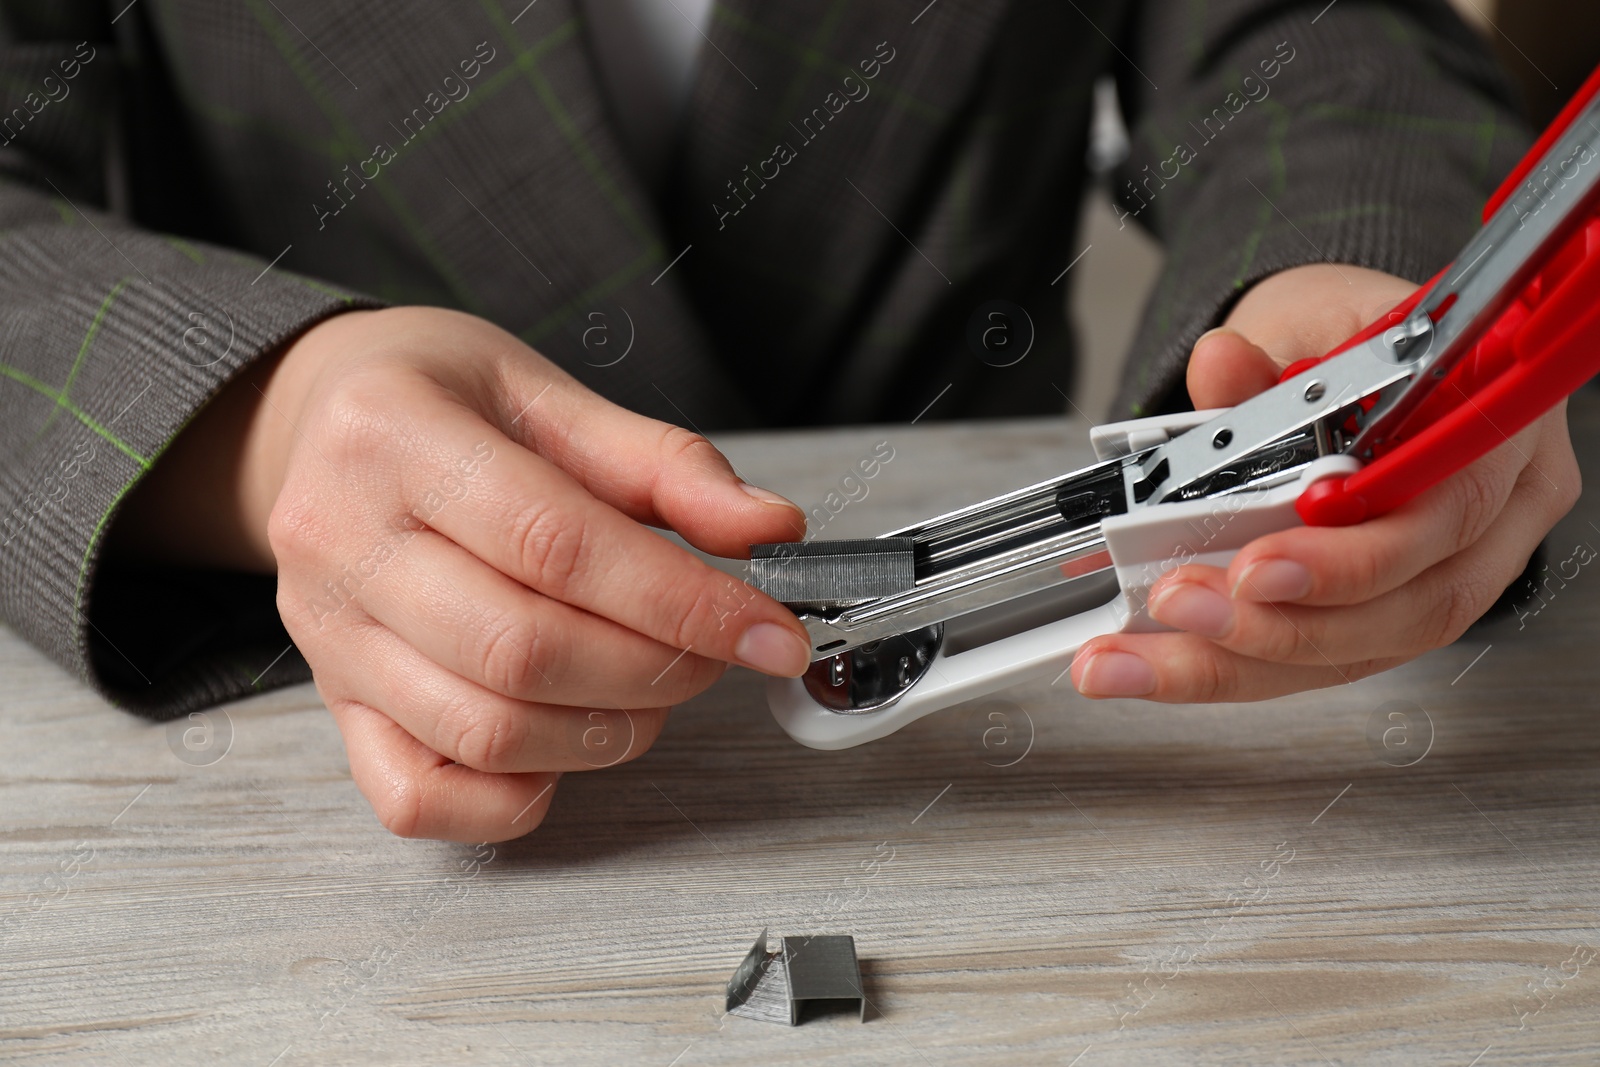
735, 622, 811, 677
1150, 582, 1234, 638
1077, 651, 1156, 697
740, 481, 800, 510
1194, 326, 1241, 349
1233, 559, 1313, 602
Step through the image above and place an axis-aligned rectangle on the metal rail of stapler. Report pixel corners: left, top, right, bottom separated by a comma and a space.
749, 63, 1600, 750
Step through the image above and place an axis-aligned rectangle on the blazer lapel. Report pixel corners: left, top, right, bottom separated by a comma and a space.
471, 0, 756, 427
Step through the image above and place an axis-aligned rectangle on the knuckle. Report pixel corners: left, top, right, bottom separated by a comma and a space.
473, 611, 561, 696
1557, 473, 1583, 518
436, 696, 526, 772
317, 382, 397, 467
1537, 449, 1583, 520
664, 580, 725, 651
508, 501, 588, 598
1262, 616, 1312, 664
658, 425, 724, 471
1240, 605, 1316, 664
265, 492, 330, 565
1561, 451, 1583, 510
1338, 543, 1387, 602
1426, 572, 1487, 649
331, 702, 426, 838
373, 785, 425, 839
1184, 643, 1238, 703
273, 583, 309, 634
1449, 465, 1506, 552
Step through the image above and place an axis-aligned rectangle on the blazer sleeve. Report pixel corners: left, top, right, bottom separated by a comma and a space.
0, 22, 378, 718
1108, 0, 1532, 417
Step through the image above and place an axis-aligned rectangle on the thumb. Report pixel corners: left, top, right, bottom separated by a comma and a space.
1186, 327, 1283, 409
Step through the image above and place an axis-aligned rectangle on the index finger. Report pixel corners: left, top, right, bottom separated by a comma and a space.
397, 395, 812, 678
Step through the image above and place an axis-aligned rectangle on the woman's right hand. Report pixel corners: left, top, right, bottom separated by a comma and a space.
119, 307, 813, 842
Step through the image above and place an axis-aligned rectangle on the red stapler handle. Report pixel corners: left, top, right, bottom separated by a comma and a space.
1281, 63, 1600, 527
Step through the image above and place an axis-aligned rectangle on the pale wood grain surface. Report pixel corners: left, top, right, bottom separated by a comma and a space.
3, 399, 1598, 1066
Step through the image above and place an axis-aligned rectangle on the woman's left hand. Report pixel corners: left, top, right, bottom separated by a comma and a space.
1070, 264, 1582, 702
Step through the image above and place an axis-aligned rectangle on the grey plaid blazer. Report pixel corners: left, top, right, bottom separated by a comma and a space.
0, 0, 1526, 717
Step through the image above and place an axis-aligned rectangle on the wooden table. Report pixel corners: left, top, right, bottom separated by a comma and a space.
4, 398, 1598, 1066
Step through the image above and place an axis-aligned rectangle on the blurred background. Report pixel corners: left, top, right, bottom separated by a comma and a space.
1068, 0, 1600, 420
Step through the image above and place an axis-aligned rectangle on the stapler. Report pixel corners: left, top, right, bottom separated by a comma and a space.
749, 64, 1600, 750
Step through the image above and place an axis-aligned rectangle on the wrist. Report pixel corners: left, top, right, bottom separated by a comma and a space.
104, 310, 372, 572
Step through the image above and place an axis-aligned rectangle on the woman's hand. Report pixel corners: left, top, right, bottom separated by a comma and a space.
116, 307, 812, 841
1070, 264, 1582, 702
